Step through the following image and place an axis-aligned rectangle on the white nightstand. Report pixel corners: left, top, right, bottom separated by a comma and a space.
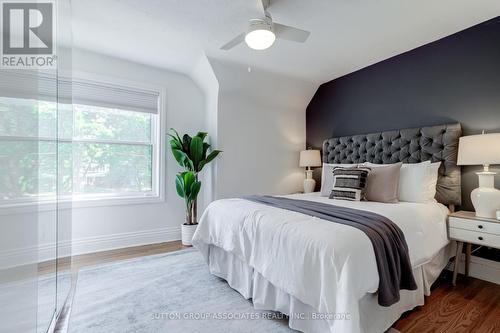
448, 211, 500, 285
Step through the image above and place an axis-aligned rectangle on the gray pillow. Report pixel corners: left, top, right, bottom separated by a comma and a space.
363, 162, 402, 203
329, 167, 371, 201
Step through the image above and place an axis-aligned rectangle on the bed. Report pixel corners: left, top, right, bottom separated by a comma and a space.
193, 123, 462, 333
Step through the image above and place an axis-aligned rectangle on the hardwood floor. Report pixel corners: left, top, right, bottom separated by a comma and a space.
394, 271, 500, 333
71, 241, 184, 272
59, 241, 500, 333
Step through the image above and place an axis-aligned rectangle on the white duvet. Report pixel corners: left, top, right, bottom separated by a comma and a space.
192, 193, 449, 332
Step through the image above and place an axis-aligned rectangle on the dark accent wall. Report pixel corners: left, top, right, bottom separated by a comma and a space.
306, 16, 500, 211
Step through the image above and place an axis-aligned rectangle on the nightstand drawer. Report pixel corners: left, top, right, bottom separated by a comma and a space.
449, 217, 500, 236
449, 227, 500, 248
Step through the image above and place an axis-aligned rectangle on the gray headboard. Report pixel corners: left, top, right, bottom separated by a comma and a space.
322, 123, 462, 206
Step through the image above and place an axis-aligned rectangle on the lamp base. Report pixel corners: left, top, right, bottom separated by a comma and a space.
472, 171, 500, 219
303, 169, 316, 193
304, 178, 316, 193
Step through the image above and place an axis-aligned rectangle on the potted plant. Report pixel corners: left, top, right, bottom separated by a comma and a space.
175, 171, 201, 246
168, 129, 221, 245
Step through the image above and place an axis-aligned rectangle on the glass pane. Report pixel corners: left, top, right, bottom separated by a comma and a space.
56, 0, 73, 320
0, 140, 57, 202
73, 143, 152, 195
0, 97, 57, 138
58, 103, 74, 140
0, 98, 58, 333
73, 104, 152, 143
57, 142, 74, 196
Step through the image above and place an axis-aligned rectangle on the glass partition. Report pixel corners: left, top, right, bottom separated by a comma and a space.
56, 0, 73, 321
0, 1, 72, 332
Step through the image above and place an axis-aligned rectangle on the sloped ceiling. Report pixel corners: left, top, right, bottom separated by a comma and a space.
72, 0, 500, 84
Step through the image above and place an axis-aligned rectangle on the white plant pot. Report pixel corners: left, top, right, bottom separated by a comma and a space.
181, 223, 198, 246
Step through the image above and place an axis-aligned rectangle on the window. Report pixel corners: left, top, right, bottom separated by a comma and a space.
0, 97, 60, 202
70, 103, 156, 199
0, 72, 161, 206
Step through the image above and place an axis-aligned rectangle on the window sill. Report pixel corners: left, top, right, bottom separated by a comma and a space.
0, 194, 165, 216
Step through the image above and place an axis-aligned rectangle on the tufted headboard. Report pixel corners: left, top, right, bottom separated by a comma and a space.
322, 123, 462, 206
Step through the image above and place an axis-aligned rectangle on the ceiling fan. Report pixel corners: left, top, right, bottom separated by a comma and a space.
220, 0, 310, 51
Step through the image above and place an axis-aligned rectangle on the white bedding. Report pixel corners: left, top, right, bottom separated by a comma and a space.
192, 193, 450, 332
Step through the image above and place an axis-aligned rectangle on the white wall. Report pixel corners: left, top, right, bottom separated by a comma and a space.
209, 59, 318, 198
191, 52, 219, 207
68, 49, 206, 254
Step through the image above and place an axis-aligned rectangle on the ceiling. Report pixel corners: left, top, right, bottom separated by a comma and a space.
71, 0, 500, 84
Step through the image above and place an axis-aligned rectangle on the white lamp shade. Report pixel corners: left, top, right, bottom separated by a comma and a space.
299, 150, 321, 167
457, 133, 500, 165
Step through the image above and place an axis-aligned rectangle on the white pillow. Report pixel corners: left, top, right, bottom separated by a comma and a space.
427, 162, 441, 200
320, 163, 358, 196
397, 161, 441, 203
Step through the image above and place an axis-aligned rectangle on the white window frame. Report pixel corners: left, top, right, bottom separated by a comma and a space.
0, 71, 166, 213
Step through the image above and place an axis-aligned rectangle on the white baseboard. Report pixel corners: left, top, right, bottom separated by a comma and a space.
0, 241, 70, 270
71, 226, 181, 256
0, 226, 181, 270
454, 254, 500, 285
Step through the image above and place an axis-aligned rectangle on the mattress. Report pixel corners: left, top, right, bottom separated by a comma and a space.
192, 193, 451, 333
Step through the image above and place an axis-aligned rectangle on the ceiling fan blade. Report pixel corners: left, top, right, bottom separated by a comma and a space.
220, 33, 246, 50
257, 0, 270, 13
274, 23, 310, 43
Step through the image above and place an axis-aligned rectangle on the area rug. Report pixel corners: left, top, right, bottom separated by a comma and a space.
69, 248, 400, 333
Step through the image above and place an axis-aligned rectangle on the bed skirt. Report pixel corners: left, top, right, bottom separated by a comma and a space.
204, 243, 454, 333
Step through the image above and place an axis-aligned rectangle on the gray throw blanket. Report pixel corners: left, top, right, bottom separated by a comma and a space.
243, 195, 417, 307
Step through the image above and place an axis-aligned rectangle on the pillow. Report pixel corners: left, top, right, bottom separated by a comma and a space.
329, 167, 371, 201
361, 162, 402, 203
398, 161, 441, 203
320, 163, 358, 196
427, 162, 441, 200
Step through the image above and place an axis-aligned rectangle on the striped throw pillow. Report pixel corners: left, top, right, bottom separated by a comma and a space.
329, 167, 371, 201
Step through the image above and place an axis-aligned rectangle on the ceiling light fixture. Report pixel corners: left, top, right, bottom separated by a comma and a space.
244, 18, 276, 50
220, 0, 310, 52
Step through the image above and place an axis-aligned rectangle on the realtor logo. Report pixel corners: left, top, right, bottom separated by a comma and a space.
1, 0, 56, 68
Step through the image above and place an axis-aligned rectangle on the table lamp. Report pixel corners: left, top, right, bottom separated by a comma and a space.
457, 133, 500, 218
299, 149, 321, 193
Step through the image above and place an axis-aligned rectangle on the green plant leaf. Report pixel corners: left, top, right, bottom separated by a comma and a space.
175, 173, 185, 198
169, 139, 182, 150
172, 148, 187, 164
199, 149, 221, 171
202, 142, 210, 157
189, 181, 201, 201
190, 136, 204, 171
195, 132, 208, 141
186, 158, 194, 171
205, 150, 222, 163
182, 134, 192, 152
183, 171, 196, 195
168, 128, 183, 144
171, 149, 194, 171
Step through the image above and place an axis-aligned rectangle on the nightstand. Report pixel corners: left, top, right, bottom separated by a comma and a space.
448, 211, 500, 285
